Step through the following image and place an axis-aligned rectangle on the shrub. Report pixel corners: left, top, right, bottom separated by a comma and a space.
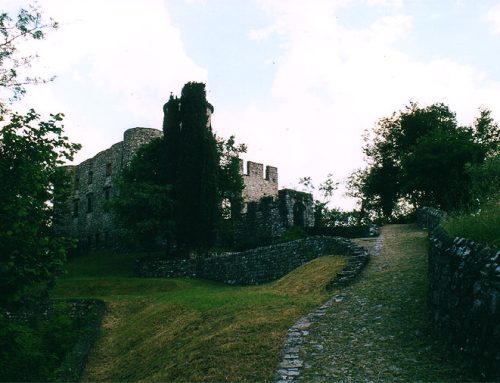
443, 200, 500, 249
0, 303, 79, 382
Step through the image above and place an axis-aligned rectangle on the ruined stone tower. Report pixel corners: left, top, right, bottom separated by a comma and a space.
54, 127, 162, 249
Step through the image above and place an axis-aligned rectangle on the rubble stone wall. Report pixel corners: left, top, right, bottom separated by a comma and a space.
240, 160, 278, 203
136, 236, 368, 287
54, 127, 162, 250
417, 207, 500, 380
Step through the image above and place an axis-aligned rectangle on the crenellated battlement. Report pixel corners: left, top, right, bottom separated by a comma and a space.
239, 160, 279, 203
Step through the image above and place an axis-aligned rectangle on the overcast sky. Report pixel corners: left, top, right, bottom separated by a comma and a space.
6, 0, 500, 209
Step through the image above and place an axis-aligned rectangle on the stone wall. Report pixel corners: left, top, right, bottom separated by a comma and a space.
54, 127, 162, 250
136, 236, 369, 286
54, 127, 285, 251
305, 225, 379, 238
240, 160, 279, 203
417, 208, 500, 380
234, 189, 315, 249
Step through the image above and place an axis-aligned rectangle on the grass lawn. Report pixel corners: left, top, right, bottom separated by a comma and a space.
52, 252, 348, 382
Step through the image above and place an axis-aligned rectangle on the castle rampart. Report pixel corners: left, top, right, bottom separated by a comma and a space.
54, 127, 286, 250
240, 160, 279, 203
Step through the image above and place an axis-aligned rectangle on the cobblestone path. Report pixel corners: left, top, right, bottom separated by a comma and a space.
277, 224, 476, 382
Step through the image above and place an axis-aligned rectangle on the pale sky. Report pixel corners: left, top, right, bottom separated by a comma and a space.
5, 0, 500, 209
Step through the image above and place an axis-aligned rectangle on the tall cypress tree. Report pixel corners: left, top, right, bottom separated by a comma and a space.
164, 82, 220, 255
162, 93, 181, 185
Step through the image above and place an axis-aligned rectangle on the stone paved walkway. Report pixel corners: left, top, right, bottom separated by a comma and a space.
276, 225, 476, 382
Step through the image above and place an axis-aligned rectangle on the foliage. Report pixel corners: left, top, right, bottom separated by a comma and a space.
466, 155, 500, 205
112, 138, 174, 251
351, 102, 499, 220
160, 82, 246, 255
52, 252, 348, 382
114, 92, 246, 255
0, 4, 58, 115
215, 134, 246, 247
345, 168, 384, 224
401, 127, 484, 210
443, 199, 500, 249
216, 134, 246, 220
0, 302, 80, 382
0, 110, 80, 308
299, 174, 339, 227
299, 174, 364, 227
54, 299, 106, 383
162, 82, 220, 254
274, 226, 308, 244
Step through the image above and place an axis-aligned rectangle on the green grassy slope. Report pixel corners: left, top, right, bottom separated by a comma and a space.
52, 252, 348, 382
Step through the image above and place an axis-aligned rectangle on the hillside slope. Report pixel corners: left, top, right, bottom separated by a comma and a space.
52, 254, 347, 382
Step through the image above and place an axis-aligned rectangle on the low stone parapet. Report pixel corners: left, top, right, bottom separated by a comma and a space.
136, 236, 369, 287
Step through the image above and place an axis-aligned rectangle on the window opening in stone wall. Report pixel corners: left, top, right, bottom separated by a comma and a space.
87, 193, 93, 213
74, 176, 80, 190
73, 199, 79, 218
293, 202, 306, 227
106, 163, 112, 177
88, 170, 93, 184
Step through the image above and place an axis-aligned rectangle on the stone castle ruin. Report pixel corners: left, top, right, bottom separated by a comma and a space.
54, 126, 314, 250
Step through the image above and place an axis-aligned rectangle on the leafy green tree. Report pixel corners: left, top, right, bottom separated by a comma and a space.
0, 4, 58, 115
466, 155, 500, 205
162, 93, 181, 186
215, 135, 246, 247
112, 138, 174, 251
354, 102, 499, 219
345, 168, 380, 224
472, 108, 500, 157
0, 5, 76, 309
299, 174, 341, 227
401, 127, 484, 211
0, 110, 80, 308
114, 84, 245, 254
216, 135, 246, 219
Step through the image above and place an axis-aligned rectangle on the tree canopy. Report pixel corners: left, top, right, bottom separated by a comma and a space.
350, 102, 499, 220
112, 138, 174, 250
0, 5, 77, 309
0, 110, 80, 308
114, 82, 245, 255
0, 4, 58, 115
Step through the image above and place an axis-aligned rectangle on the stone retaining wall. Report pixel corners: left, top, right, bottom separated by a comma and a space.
417, 208, 500, 380
136, 236, 369, 287
304, 224, 379, 239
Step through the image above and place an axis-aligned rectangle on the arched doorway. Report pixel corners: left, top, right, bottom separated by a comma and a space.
293, 202, 306, 227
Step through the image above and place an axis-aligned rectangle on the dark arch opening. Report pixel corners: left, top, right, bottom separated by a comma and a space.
293, 202, 306, 227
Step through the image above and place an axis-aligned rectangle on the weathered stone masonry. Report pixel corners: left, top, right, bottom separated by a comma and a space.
235, 189, 315, 249
241, 160, 278, 203
136, 235, 369, 286
55, 125, 314, 250
54, 127, 163, 249
417, 207, 500, 380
